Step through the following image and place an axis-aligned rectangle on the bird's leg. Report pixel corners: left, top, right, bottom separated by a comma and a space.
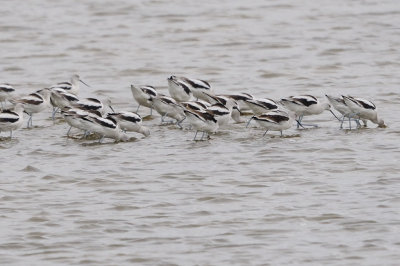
280, 130, 283, 137
193, 131, 198, 141
246, 116, 254, 128
52, 107, 59, 121
136, 105, 141, 113
263, 130, 269, 137
9, 130, 12, 138
98, 136, 104, 143
66, 126, 72, 136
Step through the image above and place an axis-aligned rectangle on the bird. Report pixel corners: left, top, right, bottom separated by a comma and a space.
244, 97, 279, 127
206, 103, 231, 127
167, 76, 193, 102
0, 83, 15, 109
15, 88, 51, 128
150, 95, 186, 128
325, 95, 365, 129
252, 110, 293, 137
107, 111, 150, 137
80, 115, 129, 143
50, 74, 90, 95
281, 95, 331, 128
342, 96, 386, 128
180, 100, 210, 112
61, 106, 102, 137
179, 76, 213, 101
72, 97, 114, 115
130, 84, 158, 115
0, 103, 24, 138
50, 88, 80, 120
226, 93, 254, 112
183, 108, 218, 141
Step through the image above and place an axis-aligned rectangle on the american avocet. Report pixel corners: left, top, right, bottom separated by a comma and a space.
16, 88, 51, 128
81, 115, 129, 142
51, 74, 90, 95
281, 95, 330, 128
206, 103, 231, 127
227, 93, 254, 112
167, 76, 192, 102
0, 103, 24, 138
183, 108, 218, 140
244, 98, 279, 127
130, 85, 158, 115
50, 88, 79, 119
73, 97, 113, 114
180, 100, 210, 112
179, 77, 212, 101
151, 95, 186, 128
252, 110, 293, 137
202, 93, 240, 125
325, 95, 365, 129
107, 111, 150, 137
342, 96, 386, 128
61, 106, 102, 137
0, 83, 15, 109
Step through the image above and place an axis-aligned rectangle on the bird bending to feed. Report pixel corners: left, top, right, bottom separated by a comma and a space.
61, 107, 102, 137
184, 108, 218, 141
281, 95, 331, 129
179, 76, 212, 101
0, 103, 24, 138
50, 88, 79, 120
80, 115, 129, 142
0, 83, 15, 109
244, 97, 279, 127
15, 88, 51, 128
325, 95, 365, 129
130, 84, 157, 115
151, 95, 186, 128
51, 74, 90, 95
252, 110, 293, 137
107, 111, 150, 137
342, 95, 386, 128
167, 76, 193, 102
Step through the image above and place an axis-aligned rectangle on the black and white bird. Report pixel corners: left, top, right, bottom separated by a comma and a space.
151, 95, 186, 128
202, 93, 240, 125
0, 83, 15, 109
281, 95, 331, 128
252, 110, 293, 137
130, 84, 158, 115
183, 108, 219, 141
51, 74, 89, 95
325, 95, 365, 129
80, 115, 129, 143
50, 88, 79, 119
0, 103, 24, 138
61, 107, 102, 137
342, 96, 386, 128
179, 76, 213, 101
107, 111, 150, 137
167, 76, 193, 102
15, 88, 51, 128
244, 97, 279, 127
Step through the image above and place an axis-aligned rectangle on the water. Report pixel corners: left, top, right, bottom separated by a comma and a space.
1, 0, 400, 265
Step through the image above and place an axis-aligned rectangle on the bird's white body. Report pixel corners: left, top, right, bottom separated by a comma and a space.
152, 95, 185, 122
184, 109, 219, 139
107, 111, 150, 137
0, 84, 15, 104
244, 98, 279, 115
0, 103, 24, 137
180, 77, 212, 101
167, 76, 192, 102
130, 85, 157, 109
342, 96, 385, 127
253, 110, 293, 134
281, 95, 330, 117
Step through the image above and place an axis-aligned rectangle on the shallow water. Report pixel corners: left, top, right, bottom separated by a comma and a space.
1, 0, 400, 265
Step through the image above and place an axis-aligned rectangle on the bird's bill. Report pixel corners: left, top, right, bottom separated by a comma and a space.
80, 79, 90, 87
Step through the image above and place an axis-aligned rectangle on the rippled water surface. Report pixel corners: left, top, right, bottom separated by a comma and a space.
1, 0, 400, 265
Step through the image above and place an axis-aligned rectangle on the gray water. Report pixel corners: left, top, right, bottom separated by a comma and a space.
1, 0, 400, 265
